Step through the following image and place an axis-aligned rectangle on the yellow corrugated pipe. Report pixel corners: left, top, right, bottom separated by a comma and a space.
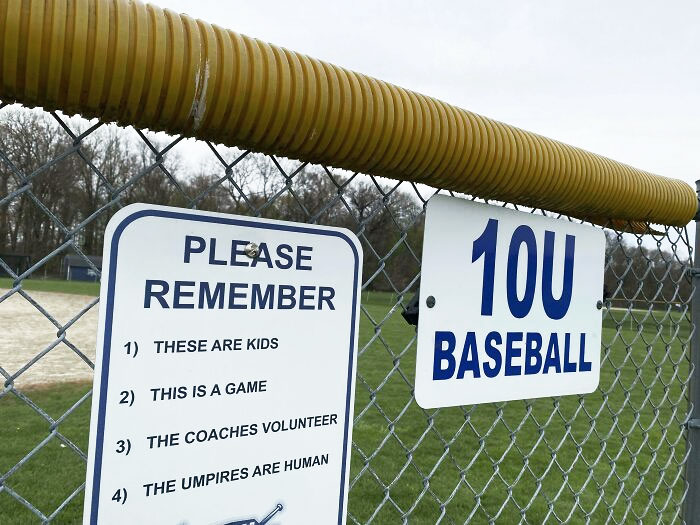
0, 0, 695, 226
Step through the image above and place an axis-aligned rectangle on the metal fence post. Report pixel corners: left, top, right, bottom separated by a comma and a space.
686, 180, 700, 524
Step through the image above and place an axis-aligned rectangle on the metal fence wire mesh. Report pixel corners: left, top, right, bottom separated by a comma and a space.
0, 103, 694, 524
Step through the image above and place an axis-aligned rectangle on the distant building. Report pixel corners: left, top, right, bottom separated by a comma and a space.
63, 255, 102, 282
0, 253, 30, 278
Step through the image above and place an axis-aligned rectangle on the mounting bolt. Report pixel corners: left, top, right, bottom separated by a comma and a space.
426, 296, 436, 308
244, 242, 260, 258
596, 300, 603, 310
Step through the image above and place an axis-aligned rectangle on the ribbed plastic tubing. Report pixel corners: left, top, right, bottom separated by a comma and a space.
0, 0, 695, 225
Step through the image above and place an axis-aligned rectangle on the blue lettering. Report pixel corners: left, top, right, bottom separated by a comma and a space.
227, 283, 248, 309
524, 332, 543, 375
483, 331, 502, 378
299, 286, 315, 310
208, 238, 227, 265
251, 284, 274, 309
251, 242, 273, 268
144, 280, 169, 308
296, 246, 313, 270
318, 287, 335, 310
507, 225, 537, 318
472, 218, 498, 316
562, 333, 576, 372
198, 282, 224, 308
230, 240, 249, 267
278, 285, 297, 309
578, 333, 592, 371
505, 332, 523, 376
183, 235, 205, 263
173, 281, 195, 309
542, 231, 575, 320
275, 244, 294, 269
433, 331, 456, 380
543, 334, 561, 374
456, 332, 481, 379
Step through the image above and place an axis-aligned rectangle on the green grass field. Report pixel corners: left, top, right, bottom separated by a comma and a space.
0, 285, 691, 523
0, 278, 100, 297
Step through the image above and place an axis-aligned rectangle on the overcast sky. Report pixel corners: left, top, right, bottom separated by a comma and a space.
155, 0, 699, 189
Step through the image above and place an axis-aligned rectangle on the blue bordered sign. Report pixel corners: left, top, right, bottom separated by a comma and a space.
415, 196, 605, 408
83, 204, 362, 524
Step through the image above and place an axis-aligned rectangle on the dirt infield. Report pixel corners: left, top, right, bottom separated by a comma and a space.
0, 288, 98, 387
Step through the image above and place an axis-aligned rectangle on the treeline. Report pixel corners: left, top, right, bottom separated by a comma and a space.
0, 109, 422, 291
604, 231, 691, 310
0, 108, 691, 303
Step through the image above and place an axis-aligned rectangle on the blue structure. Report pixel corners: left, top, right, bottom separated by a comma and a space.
64, 255, 102, 282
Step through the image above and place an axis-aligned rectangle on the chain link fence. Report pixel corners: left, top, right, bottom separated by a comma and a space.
0, 102, 695, 523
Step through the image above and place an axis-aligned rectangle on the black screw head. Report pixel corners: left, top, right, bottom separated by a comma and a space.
426, 296, 436, 308
596, 300, 603, 310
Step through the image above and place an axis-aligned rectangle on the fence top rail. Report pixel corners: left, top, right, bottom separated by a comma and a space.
0, 0, 694, 226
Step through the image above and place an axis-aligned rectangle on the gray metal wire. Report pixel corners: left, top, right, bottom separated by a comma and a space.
0, 104, 694, 523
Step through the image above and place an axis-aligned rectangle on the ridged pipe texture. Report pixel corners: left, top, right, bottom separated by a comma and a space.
0, 0, 695, 226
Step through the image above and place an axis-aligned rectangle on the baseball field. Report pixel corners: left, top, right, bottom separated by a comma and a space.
0, 280, 690, 523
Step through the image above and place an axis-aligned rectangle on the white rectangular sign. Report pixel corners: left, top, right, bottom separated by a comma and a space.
415, 195, 605, 408
83, 204, 362, 524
